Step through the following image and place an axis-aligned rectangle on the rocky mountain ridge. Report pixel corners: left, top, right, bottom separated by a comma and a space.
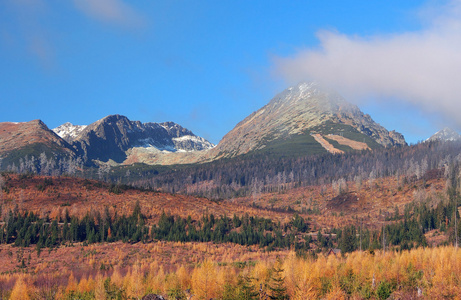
70, 114, 214, 164
0, 82, 408, 169
0, 116, 214, 168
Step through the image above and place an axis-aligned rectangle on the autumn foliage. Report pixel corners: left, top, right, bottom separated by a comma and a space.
0, 246, 460, 299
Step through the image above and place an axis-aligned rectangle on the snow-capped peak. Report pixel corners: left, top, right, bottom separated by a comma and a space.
52, 122, 87, 142
172, 135, 215, 151
426, 127, 461, 142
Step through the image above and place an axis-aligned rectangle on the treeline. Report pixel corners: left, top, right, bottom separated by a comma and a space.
128, 140, 461, 199
152, 211, 309, 251
2, 140, 461, 202
0, 202, 311, 252
2, 193, 460, 255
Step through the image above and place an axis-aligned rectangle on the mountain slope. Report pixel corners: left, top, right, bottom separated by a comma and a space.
0, 120, 75, 166
208, 82, 406, 159
71, 115, 214, 164
427, 127, 461, 142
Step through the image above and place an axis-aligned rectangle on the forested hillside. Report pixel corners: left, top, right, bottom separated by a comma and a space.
120, 140, 458, 200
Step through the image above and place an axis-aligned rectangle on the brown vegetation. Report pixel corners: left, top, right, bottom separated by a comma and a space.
0, 174, 293, 225
1, 171, 447, 236
0, 171, 455, 298
230, 175, 446, 231
0, 121, 72, 155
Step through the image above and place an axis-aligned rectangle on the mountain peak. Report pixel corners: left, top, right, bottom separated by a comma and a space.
0, 120, 74, 165
427, 127, 461, 142
71, 114, 214, 164
288, 81, 319, 92
53, 122, 87, 142
270, 81, 354, 116
209, 84, 406, 159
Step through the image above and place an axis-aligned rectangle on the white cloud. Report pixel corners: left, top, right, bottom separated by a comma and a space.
274, 0, 461, 126
73, 0, 145, 28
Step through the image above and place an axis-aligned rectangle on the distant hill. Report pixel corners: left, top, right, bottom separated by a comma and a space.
426, 127, 461, 142
208, 82, 406, 159
0, 120, 76, 170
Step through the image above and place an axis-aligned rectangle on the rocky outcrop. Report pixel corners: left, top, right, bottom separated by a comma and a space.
71, 115, 214, 164
160, 122, 215, 151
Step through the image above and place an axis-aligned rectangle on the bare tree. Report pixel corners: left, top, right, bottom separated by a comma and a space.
0, 174, 4, 221
421, 157, 428, 179
39, 152, 47, 175
354, 174, 362, 191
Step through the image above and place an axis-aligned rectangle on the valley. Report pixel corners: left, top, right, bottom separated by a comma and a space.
0, 166, 456, 299
0, 82, 460, 299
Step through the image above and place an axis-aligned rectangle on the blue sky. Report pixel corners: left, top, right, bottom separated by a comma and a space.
1, 0, 458, 145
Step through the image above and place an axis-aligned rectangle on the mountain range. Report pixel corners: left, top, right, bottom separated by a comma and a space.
56, 114, 215, 165
0, 115, 214, 168
3, 81, 451, 170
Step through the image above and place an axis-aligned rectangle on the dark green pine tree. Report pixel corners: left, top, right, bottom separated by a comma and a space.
268, 259, 288, 300
339, 225, 357, 253
62, 219, 69, 242
50, 219, 59, 246
237, 274, 259, 300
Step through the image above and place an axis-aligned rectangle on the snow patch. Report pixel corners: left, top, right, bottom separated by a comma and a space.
52, 122, 87, 140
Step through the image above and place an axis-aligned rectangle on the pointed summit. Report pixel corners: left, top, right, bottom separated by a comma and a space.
208, 82, 406, 158
277, 82, 349, 109
427, 127, 461, 142
52, 122, 87, 143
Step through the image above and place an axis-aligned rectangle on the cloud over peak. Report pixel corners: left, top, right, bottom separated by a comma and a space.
274, 0, 461, 126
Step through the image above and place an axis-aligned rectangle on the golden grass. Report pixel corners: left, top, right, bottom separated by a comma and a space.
0, 245, 460, 299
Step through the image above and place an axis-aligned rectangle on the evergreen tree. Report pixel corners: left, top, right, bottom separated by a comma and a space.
268, 259, 288, 300
237, 275, 259, 300
339, 225, 357, 253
